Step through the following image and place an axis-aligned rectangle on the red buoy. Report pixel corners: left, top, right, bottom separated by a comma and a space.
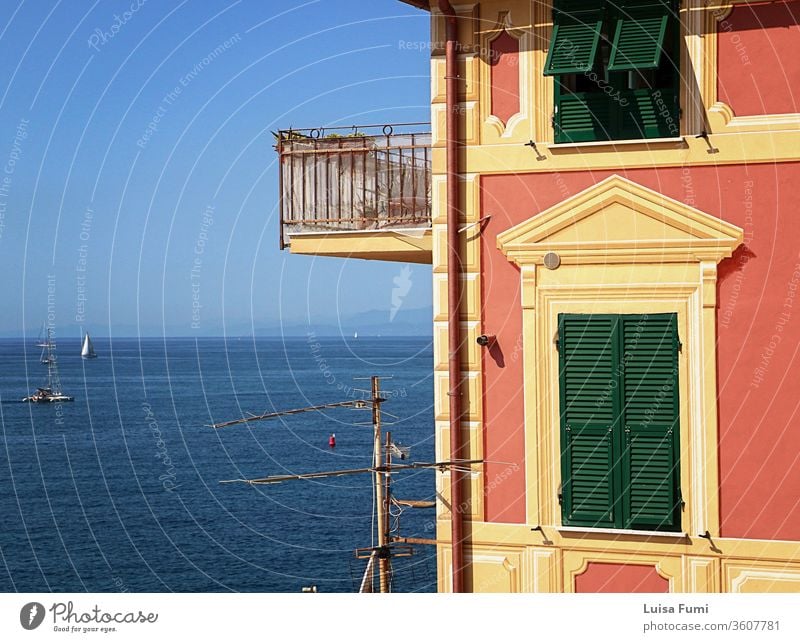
329, 433, 336, 448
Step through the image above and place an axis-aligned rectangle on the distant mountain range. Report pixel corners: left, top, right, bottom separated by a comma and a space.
11, 306, 434, 339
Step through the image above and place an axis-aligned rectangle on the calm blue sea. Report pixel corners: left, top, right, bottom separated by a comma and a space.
0, 336, 436, 593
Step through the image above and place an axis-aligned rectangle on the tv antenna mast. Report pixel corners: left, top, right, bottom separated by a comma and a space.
211, 375, 481, 592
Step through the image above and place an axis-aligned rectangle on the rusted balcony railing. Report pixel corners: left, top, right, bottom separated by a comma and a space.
277, 123, 431, 249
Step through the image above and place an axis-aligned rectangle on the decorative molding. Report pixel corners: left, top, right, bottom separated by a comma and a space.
497, 175, 744, 266
444, 129, 800, 175
564, 554, 679, 593
700, 262, 717, 308
708, 101, 800, 133
520, 265, 536, 309
431, 2, 481, 57
727, 565, 800, 593
480, 10, 532, 142
534, 0, 554, 144
682, 0, 706, 136
535, 285, 706, 534
496, 176, 742, 540
529, 547, 560, 593
684, 556, 720, 593
461, 519, 800, 560
467, 548, 521, 592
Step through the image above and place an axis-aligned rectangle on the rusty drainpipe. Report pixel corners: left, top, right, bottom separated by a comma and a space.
438, 0, 465, 594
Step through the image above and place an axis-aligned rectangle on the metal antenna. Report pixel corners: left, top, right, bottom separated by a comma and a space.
212, 374, 482, 593
209, 399, 368, 429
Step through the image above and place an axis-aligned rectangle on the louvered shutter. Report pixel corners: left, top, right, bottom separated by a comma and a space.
555, 92, 615, 143
619, 314, 681, 531
618, 88, 679, 139
607, 1, 672, 72
559, 315, 618, 527
544, 1, 604, 75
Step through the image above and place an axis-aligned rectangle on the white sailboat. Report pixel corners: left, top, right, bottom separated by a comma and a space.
35, 322, 49, 348
354, 331, 358, 339
24, 328, 74, 403
81, 332, 97, 359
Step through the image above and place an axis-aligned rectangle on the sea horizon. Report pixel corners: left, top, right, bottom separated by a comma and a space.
0, 335, 437, 592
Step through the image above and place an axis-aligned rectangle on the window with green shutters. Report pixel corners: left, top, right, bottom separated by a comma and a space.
607, 3, 670, 72
547, 0, 680, 143
544, 2, 604, 75
558, 313, 681, 532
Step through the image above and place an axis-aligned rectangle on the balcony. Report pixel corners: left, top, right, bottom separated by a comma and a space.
277, 124, 432, 263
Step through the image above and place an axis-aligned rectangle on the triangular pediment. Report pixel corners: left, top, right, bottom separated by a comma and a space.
497, 175, 743, 265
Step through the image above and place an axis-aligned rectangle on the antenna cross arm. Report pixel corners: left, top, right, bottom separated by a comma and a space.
210, 399, 369, 429
219, 459, 484, 485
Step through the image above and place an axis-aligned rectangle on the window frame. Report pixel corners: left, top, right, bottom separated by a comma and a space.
550, 0, 681, 143
558, 313, 682, 532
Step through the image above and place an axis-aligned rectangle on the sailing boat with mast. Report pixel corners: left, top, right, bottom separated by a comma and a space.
35, 322, 49, 348
24, 327, 74, 403
40, 338, 55, 364
81, 332, 97, 359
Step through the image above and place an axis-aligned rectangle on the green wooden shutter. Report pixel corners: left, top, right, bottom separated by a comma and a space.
607, 1, 672, 72
624, 425, 679, 529
559, 315, 618, 527
555, 91, 615, 143
619, 314, 681, 531
544, 2, 604, 76
617, 88, 679, 140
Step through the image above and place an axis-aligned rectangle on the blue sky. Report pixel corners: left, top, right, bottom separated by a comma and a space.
0, 0, 432, 337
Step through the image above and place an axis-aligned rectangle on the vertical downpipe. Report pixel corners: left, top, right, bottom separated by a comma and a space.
438, 0, 465, 594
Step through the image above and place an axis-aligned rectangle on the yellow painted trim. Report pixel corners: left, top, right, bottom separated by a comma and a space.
433, 225, 481, 273
709, 102, 800, 133
436, 467, 484, 522
534, 287, 711, 534
682, 0, 706, 136
532, 0, 552, 144
465, 546, 524, 592
432, 166, 485, 529
436, 421, 484, 461
446, 520, 800, 562
430, 2, 481, 58
683, 556, 720, 593
433, 97, 480, 148
497, 174, 743, 265
437, 519, 800, 591
725, 561, 800, 592
434, 321, 481, 371
430, 130, 800, 175
431, 173, 479, 225
478, 9, 534, 144
563, 550, 680, 593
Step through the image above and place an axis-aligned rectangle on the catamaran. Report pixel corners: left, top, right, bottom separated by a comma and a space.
24, 328, 74, 403
81, 332, 97, 359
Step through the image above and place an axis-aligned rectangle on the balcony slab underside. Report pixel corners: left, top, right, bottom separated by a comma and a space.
287, 228, 432, 264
